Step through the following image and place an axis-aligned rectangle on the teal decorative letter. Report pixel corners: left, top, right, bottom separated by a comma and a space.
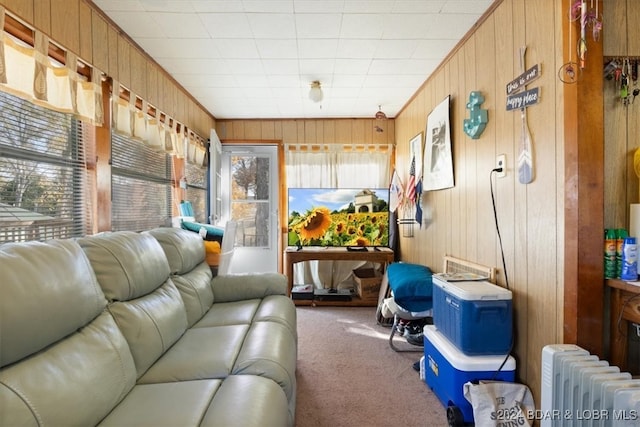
463, 91, 488, 139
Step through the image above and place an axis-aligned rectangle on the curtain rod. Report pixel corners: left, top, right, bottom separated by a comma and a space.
285, 143, 393, 152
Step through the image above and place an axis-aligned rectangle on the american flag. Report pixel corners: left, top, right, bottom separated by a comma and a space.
406, 156, 416, 203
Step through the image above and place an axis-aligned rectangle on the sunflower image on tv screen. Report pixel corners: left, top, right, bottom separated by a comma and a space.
287, 188, 389, 247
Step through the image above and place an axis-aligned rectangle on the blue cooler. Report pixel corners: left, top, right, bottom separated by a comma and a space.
423, 325, 516, 424
432, 275, 512, 355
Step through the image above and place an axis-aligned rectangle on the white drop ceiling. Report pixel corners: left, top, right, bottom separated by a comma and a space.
91, 0, 495, 119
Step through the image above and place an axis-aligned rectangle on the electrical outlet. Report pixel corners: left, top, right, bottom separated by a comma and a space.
496, 154, 506, 178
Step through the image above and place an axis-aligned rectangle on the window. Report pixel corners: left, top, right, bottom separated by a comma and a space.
184, 161, 208, 223
111, 132, 172, 231
0, 90, 94, 243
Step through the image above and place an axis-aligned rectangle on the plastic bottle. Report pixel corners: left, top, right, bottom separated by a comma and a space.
616, 229, 629, 278
621, 237, 638, 281
604, 229, 617, 278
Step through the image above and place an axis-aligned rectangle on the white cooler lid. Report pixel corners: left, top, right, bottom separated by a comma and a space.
424, 325, 515, 371
433, 275, 512, 301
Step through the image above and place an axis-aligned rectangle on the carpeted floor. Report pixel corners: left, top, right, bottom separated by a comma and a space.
294, 306, 449, 427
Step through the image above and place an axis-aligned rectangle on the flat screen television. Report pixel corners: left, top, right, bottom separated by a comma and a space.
287, 188, 389, 248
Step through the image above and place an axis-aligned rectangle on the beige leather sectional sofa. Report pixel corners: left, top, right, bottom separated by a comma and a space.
0, 227, 297, 426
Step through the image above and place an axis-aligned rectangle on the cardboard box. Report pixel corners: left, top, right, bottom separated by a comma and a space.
353, 268, 382, 304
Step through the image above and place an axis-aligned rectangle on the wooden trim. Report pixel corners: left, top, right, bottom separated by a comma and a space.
563, 0, 605, 356
95, 78, 112, 232
442, 255, 497, 283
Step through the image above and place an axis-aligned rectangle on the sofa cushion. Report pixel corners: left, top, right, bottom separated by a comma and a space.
78, 231, 171, 301
98, 376, 289, 427
138, 320, 297, 401
98, 380, 222, 426
170, 263, 216, 327
108, 281, 189, 378
79, 231, 189, 378
200, 375, 290, 427
211, 272, 287, 302
146, 227, 216, 327
145, 227, 206, 274
193, 296, 297, 341
1, 312, 137, 426
232, 321, 297, 400
0, 239, 106, 367
193, 300, 260, 328
138, 324, 250, 383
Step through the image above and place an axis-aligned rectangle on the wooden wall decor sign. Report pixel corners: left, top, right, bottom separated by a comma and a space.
505, 46, 541, 185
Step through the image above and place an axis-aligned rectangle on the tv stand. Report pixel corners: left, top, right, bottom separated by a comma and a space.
283, 246, 394, 307
346, 246, 368, 252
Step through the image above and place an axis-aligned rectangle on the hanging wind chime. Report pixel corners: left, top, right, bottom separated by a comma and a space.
558, 0, 602, 84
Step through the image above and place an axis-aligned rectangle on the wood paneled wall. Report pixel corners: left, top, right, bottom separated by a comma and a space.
216, 118, 395, 146
603, 0, 640, 230
394, 0, 568, 399
1, 0, 215, 137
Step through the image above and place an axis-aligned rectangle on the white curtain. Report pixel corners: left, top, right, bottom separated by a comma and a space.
286, 144, 391, 290
336, 148, 390, 187
285, 147, 337, 188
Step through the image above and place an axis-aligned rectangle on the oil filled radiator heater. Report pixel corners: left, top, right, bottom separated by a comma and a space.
540, 344, 640, 427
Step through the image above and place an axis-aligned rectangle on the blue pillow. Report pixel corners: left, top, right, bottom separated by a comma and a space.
181, 220, 224, 241
387, 262, 433, 312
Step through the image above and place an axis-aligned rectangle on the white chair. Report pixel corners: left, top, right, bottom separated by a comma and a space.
217, 220, 237, 276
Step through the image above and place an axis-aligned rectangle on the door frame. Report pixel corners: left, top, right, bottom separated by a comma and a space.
220, 143, 280, 274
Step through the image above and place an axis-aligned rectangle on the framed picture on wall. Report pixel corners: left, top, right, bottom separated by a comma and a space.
423, 95, 454, 191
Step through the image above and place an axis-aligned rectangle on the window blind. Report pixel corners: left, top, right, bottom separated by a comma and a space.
0, 90, 93, 243
111, 132, 172, 231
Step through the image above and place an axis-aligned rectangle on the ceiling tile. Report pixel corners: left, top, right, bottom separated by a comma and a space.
199, 13, 253, 38
150, 12, 210, 38
296, 14, 343, 39
297, 39, 340, 59
247, 14, 297, 38
137, 38, 221, 59
93, 0, 496, 119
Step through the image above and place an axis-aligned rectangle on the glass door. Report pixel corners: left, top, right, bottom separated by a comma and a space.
221, 145, 278, 273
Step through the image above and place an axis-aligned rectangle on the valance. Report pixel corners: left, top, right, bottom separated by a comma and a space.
0, 8, 102, 125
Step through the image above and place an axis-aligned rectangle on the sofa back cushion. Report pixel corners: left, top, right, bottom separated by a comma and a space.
78, 231, 189, 378
145, 227, 214, 327
0, 239, 137, 426
145, 227, 206, 274
78, 231, 171, 301
0, 239, 107, 366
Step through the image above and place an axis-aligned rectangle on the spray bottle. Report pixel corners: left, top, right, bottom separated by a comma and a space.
620, 236, 638, 281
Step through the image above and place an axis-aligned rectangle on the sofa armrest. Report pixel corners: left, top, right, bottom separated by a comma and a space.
211, 273, 287, 302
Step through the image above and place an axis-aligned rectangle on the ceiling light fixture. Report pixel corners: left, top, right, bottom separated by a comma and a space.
309, 81, 323, 103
